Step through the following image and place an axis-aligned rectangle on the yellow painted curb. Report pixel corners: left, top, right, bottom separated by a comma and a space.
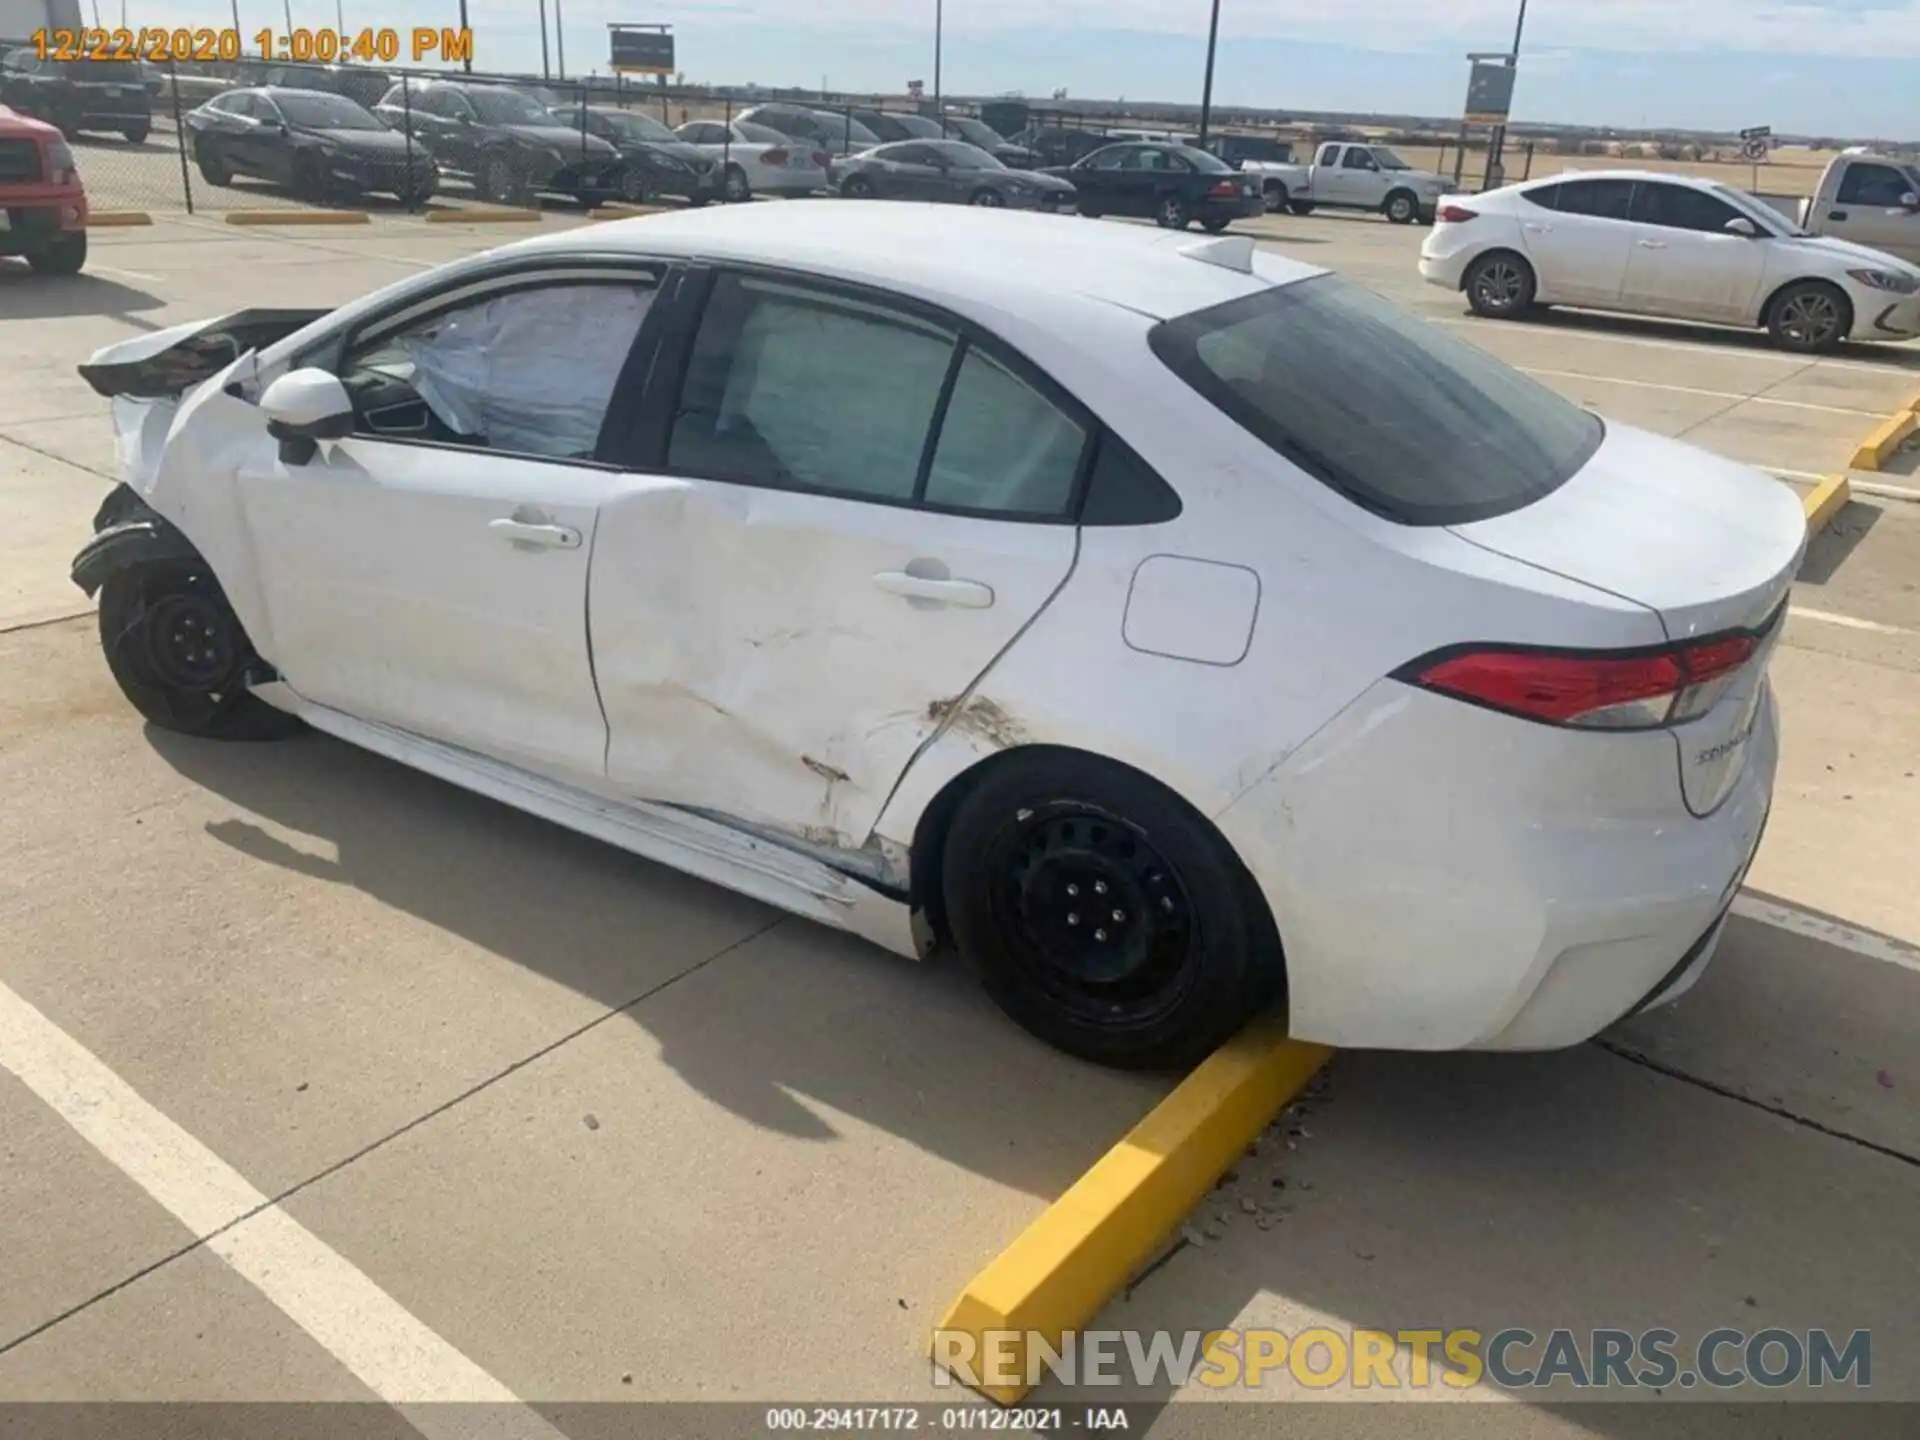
1802, 474, 1852, 536
587, 202, 669, 221
932, 1016, 1333, 1404
86, 210, 153, 227
1848, 408, 1917, 471
223, 209, 370, 226
423, 207, 544, 223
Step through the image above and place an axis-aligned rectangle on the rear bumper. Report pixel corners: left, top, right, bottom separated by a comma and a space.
1215, 677, 1779, 1052
1418, 245, 1474, 290
1, 198, 89, 251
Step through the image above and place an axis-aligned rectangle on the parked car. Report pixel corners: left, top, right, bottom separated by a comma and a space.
1249, 141, 1450, 223
830, 139, 1075, 210
0, 101, 88, 273
1207, 133, 1305, 212
239, 62, 393, 112
1044, 141, 1261, 231
735, 103, 880, 156
1420, 169, 1920, 354
1790, 151, 1920, 266
939, 114, 1034, 168
548, 104, 721, 206
0, 52, 150, 142
70, 202, 1799, 1068
850, 108, 944, 143
373, 80, 622, 206
185, 88, 438, 202
673, 117, 831, 201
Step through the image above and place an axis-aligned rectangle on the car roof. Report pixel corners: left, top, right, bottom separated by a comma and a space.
495, 200, 1324, 321
1521, 168, 1728, 189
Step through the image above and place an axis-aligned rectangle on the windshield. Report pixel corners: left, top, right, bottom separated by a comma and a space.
948, 117, 1004, 147
884, 112, 943, 138
1179, 146, 1233, 174
276, 93, 384, 131
1371, 147, 1412, 170
601, 110, 677, 142
1149, 274, 1602, 526
813, 111, 881, 145
735, 121, 787, 144
937, 141, 1003, 170
467, 89, 551, 125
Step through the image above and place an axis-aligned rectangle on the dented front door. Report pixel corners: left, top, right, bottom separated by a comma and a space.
590, 481, 1075, 851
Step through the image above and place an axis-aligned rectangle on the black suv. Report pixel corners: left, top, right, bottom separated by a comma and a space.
0, 52, 152, 143
374, 80, 623, 205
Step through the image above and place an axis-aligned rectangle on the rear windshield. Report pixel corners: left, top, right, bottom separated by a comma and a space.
1149, 274, 1602, 526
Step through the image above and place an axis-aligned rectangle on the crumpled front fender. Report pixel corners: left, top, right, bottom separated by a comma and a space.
71, 515, 203, 599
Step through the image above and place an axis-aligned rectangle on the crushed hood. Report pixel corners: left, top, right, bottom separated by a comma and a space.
77, 309, 329, 400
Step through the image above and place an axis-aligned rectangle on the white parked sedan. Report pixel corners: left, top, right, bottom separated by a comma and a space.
1420, 168, 1920, 352
673, 117, 831, 200
73, 203, 1802, 1069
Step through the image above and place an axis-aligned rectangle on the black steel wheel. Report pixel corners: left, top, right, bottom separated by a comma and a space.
841, 174, 874, 198
97, 566, 301, 741
617, 166, 648, 203
1464, 250, 1536, 318
969, 187, 1005, 207
941, 751, 1285, 1069
1767, 280, 1850, 354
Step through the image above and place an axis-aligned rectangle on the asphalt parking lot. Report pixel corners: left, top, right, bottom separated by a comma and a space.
3, 207, 1918, 1434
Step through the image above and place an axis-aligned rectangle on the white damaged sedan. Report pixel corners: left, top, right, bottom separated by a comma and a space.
73, 201, 1805, 1069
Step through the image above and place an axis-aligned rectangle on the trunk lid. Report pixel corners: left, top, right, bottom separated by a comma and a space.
1451, 421, 1806, 816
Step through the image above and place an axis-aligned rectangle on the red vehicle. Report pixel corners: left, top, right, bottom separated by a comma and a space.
0, 103, 88, 274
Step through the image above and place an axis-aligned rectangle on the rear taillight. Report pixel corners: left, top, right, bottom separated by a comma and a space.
811, 149, 832, 167
1437, 203, 1477, 223
47, 139, 79, 185
763, 147, 789, 165
1207, 179, 1238, 197
1403, 632, 1762, 730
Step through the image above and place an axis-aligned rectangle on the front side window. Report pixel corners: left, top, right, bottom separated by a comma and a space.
1341, 148, 1376, 170
1837, 162, 1912, 208
1630, 182, 1742, 233
344, 280, 656, 459
1085, 145, 1131, 171
1149, 274, 1603, 526
668, 275, 956, 502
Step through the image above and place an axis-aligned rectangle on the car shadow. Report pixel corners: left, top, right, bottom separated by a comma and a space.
0, 268, 164, 321
1796, 500, 1881, 585
1515, 305, 1920, 367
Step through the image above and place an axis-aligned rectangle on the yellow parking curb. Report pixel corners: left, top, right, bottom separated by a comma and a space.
932, 1016, 1332, 1405
423, 207, 544, 223
587, 202, 669, 221
1802, 474, 1852, 536
1848, 408, 1917, 471
86, 210, 153, 227
223, 209, 370, 226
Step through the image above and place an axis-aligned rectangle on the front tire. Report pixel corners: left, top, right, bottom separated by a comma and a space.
1154, 195, 1190, 230
616, 166, 648, 203
1463, 250, 1537, 319
1766, 280, 1850, 354
27, 231, 87, 274
969, 186, 1004, 207
941, 751, 1286, 1070
1199, 216, 1232, 234
1383, 189, 1418, 224
97, 566, 301, 741
723, 164, 750, 202
480, 151, 531, 206
841, 174, 874, 199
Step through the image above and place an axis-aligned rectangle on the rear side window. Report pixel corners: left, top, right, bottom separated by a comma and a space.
1554, 178, 1635, 220
1148, 275, 1603, 526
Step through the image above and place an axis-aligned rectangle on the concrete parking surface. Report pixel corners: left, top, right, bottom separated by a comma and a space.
2, 206, 1917, 1434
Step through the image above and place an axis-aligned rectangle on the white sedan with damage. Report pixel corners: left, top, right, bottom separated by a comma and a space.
73, 202, 1802, 1069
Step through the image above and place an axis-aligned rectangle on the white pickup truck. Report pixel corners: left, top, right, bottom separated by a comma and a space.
1780, 151, 1920, 266
1212, 138, 1453, 223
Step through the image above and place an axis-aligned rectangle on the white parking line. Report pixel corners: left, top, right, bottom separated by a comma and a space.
1432, 314, 1920, 374
0, 978, 564, 1438
1791, 606, 1911, 635
1734, 896, 1920, 974
88, 264, 164, 284
1519, 367, 1884, 416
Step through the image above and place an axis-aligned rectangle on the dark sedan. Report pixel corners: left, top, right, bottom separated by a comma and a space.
548, 104, 721, 206
185, 88, 437, 201
1043, 142, 1261, 231
831, 140, 1075, 210
374, 80, 623, 206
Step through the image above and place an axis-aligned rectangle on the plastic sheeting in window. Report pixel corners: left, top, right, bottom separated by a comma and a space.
396, 283, 654, 459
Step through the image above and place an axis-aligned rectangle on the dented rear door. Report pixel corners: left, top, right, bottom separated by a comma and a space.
591, 267, 1085, 852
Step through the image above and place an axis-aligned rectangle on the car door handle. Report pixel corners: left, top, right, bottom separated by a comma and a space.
1637, 239, 1667, 249
1522, 222, 1552, 233
872, 571, 995, 608
1829, 210, 1847, 221
490, 518, 581, 550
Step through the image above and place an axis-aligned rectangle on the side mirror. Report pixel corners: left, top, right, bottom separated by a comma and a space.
260, 368, 353, 466
1902, 191, 1919, 209
1723, 217, 1759, 237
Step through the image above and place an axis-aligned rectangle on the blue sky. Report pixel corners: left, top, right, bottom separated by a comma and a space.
127, 0, 1920, 138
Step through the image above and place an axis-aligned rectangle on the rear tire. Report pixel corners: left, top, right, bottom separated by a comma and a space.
122, 123, 150, 144
940, 750, 1286, 1071
1463, 250, 1537, 319
1263, 181, 1287, 213
1765, 280, 1850, 354
1154, 195, 1190, 230
97, 566, 302, 741
26, 231, 86, 274
1288, 199, 1315, 216
723, 164, 750, 202
196, 143, 232, 186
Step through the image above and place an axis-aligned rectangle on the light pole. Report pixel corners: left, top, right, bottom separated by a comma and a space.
1196, 0, 1222, 146
1486, 0, 1529, 187
554, 0, 567, 80
458, 0, 470, 71
538, 0, 551, 79
933, 0, 942, 118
